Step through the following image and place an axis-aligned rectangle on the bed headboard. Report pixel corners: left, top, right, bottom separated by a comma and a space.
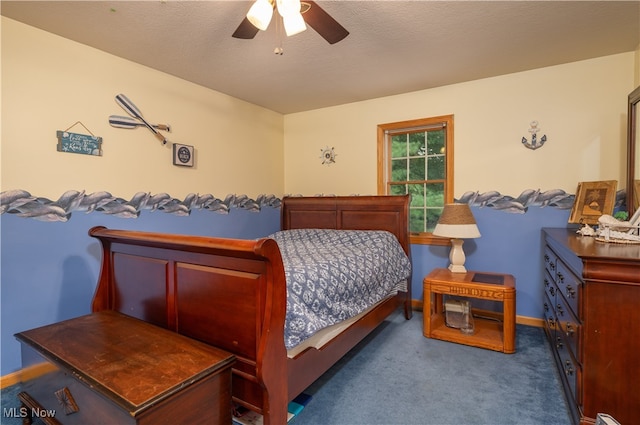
281, 195, 411, 256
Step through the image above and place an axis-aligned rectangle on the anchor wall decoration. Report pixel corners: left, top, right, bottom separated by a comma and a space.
521, 120, 547, 150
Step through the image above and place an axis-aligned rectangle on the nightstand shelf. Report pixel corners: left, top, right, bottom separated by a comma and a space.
423, 268, 516, 354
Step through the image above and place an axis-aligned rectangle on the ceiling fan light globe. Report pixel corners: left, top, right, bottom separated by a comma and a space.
276, 0, 301, 17
247, 0, 273, 31
283, 12, 307, 36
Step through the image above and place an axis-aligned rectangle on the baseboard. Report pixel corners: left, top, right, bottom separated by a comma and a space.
0, 362, 56, 389
516, 315, 544, 327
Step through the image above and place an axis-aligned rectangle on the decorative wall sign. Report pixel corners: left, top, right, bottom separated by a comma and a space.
320, 146, 337, 165
56, 122, 102, 156
173, 143, 194, 167
521, 121, 547, 150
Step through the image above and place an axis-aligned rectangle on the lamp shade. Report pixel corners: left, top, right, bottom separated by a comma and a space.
432, 203, 481, 239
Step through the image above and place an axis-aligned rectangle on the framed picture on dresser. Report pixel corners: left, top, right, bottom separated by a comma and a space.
568, 180, 617, 225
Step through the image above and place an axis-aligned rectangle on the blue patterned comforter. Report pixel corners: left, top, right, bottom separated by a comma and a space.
268, 229, 412, 350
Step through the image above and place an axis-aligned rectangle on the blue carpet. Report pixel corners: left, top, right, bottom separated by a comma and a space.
1, 311, 571, 425
293, 311, 571, 425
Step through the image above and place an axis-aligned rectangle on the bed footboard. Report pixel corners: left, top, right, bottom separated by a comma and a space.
89, 226, 290, 423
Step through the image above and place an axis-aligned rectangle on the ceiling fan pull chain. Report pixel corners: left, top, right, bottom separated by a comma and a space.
274, 14, 284, 55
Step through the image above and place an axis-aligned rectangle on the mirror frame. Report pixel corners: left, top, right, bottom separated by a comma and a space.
627, 86, 640, 217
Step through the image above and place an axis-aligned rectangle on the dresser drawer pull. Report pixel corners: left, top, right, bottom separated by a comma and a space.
566, 324, 575, 336
550, 263, 556, 271
544, 303, 549, 312
556, 337, 564, 350
557, 272, 564, 283
544, 254, 550, 263
556, 304, 564, 316
549, 286, 556, 296
547, 318, 556, 328
566, 285, 576, 298
544, 277, 550, 287
564, 360, 574, 376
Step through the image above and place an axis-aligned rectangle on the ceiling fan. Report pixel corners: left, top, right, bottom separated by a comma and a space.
232, 0, 349, 45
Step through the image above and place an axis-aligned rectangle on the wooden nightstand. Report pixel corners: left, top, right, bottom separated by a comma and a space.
423, 268, 516, 353
15, 311, 235, 425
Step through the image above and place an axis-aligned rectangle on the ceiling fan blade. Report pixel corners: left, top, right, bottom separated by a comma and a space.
232, 17, 260, 39
303, 1, 349, 44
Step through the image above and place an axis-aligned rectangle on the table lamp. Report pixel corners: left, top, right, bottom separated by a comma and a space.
432, 203, 481, 273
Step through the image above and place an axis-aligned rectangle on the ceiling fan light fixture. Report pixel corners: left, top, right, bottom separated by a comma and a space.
247, 0, 273, 31
277, 0, 307, 36
276, 0, 300, 17
283, 12, 307, 36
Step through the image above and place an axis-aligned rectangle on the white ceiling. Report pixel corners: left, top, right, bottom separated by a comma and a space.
2, 1, 639, 114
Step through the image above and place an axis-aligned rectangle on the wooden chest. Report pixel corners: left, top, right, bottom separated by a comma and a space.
15, 310, 235, 425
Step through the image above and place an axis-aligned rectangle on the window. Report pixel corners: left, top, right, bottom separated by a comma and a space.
377, 115, 454, 245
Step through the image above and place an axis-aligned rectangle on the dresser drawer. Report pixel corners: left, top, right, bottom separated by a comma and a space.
543, 269, 557, 303
543, 291, 557, 337
543, 247, 557, 278
555, 260, 581, 318
555, 292, 581, 364
557, 336, 581, 406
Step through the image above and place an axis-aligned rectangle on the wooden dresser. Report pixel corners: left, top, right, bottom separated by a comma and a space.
542, 228, 640, 425
15, 311, 235, 425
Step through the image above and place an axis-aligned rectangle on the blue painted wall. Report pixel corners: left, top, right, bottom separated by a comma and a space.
412, 205, 570, 317
1, 206, 281, 376
1, 203, 571, 376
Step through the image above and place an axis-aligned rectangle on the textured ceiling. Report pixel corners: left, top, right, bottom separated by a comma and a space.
2, 1, 639, 114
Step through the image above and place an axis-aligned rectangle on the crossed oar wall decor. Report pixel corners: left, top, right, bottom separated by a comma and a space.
109, 94, 170, 145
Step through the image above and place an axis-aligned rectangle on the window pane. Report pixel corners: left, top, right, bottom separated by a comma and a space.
391, 159, 407, 181
408, 183, 425, 207
426, 208, 443, 232
409, 157, 425, 180
427, 155, 445, 180
408, 132, 425, 156
391, 135, 407, 158
427, 129, 445, 155
426, 182, 444, 206
389, 184, 406, 196
410, 208, 425, 233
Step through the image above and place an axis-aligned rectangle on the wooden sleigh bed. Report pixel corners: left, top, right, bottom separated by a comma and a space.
89, 195, 412, 424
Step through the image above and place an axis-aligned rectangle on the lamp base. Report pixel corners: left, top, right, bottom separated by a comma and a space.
447, 238, 468, 274
448, 263, 468, 273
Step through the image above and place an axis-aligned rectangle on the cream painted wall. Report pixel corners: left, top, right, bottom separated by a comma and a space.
634, 44, 640, 85
284, 53, 635, 198
1, 18, 284, 201
2, 17, 635, 202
